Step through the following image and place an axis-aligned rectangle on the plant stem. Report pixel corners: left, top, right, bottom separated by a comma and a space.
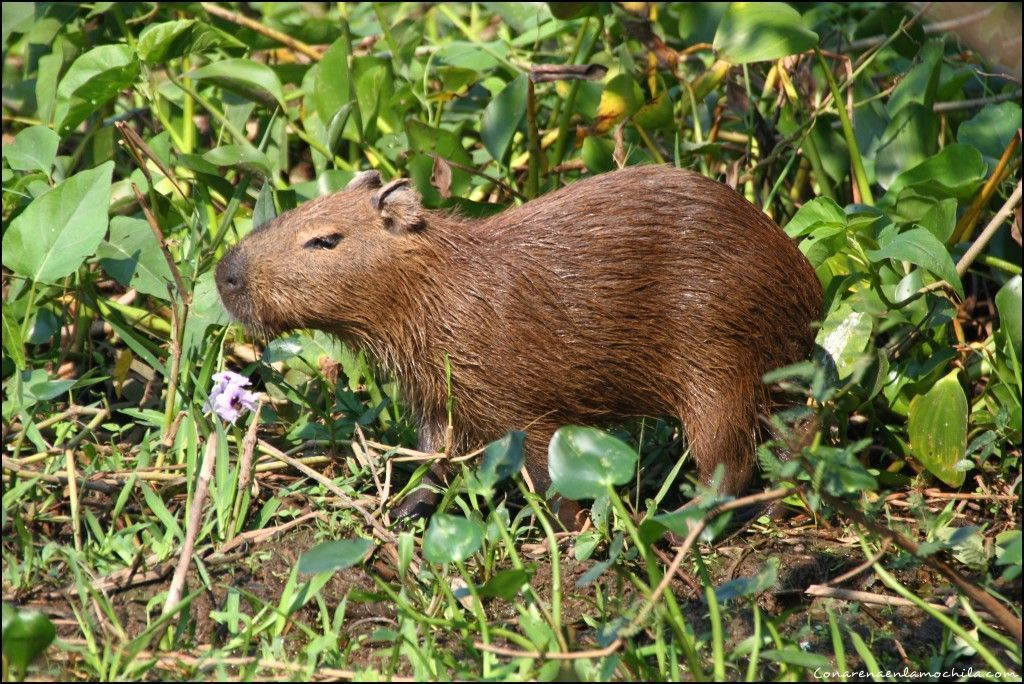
816, 48, 873, 205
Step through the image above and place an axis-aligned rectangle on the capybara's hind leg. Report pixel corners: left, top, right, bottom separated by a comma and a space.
683, 389, 756, 496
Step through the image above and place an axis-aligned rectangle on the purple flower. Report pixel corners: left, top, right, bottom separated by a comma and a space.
204, 371, 259, 423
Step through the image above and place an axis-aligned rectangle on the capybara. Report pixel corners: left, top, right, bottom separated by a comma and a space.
216, 165, 823, 521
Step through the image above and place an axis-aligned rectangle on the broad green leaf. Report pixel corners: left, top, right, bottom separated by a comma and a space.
433, 41, 509, 71
884, 144, 986, 202
477, 431, 526, 489
96, 217, 175, 300
2, 125, 59, 175
189, 59, 285, 109
713, 2, 818, 65
55, 45, 140, 132
2, 161, 113, 284
136, 19, 194, 62
759, 649, 832, 669
866, 227, 963, 297
957, 102, 1022, 170
21, 369, 75, 402
297, 538, 373, 575
548, 426, 639, 501
203, 145, 273, 178
908, 370, 969, 487
633, 90, 674, 130
886, 39, 943, 115
477, 567, 534, 600
314, 36, 352, 125
874, 103, 939, 190
422, 514, 484, 564
784, 196, 846, 237
995, 276, 1022, 361
480, 73, 528, 163
815, 304, 872, 379
889, 191, 957, 242
1, 604, 56, 677
1, 303, 26, 370
678, 2, 730, 44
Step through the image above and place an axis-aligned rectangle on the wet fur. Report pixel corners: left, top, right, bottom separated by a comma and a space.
217, 165, 823, 505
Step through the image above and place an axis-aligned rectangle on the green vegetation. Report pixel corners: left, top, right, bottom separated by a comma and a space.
2, 2, 1021, 680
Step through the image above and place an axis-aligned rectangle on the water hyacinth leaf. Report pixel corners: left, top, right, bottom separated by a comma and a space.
96, 217, 175, 300
548, 426, 639, 501
866, 227, 963, 297
884, 144, 986, 202
1, 604, 56, 677
995, 276, 1022, 361
297, 538, 374, 575
477, 431, 526, 489
714, 557, 780, 602
874, 103, 939, 190
2, 125, 59, 175
136, 19, 195, 62
957, 102, 1022, 170
189, 59, 285, 109
907, 370, 969, 487
2, 161, 113, 284
203, 145, 273, 178
713, 2, 818, 65
480, 73, 528, 162
315, 36, 352, 124
784, 196, 847, 237
54, 44, 140, 132
815, 304, 873, 380
422, 513, 484, 564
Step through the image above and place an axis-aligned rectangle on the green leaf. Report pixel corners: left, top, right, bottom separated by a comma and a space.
874, 103, 939, 190
1, 604, 56, 677
2, 125, 60, 175
995, 276, 1022, 361
908, 370, 969, 487
480, 73, 528, 163
886, 39, 943, 115
866, 227, 963, 297
784, 197, 846, 237
815, 304, 873, 380
713, 2, 818, 65
1, 303, 26, 370
203, 145, 273, 178
422, 513, 484, 564
314, 36, 352, 125
55, 44, 140, 132
548, 426, 639, 501
477, 431, 526, 489
96, 217, 175, 300
2, 161, 113, 284
136, 19, 195, 62
884, 144, 986, 202
477, 567, 534, 600
189, 59, 285, 110
957, 101, 1021, 170
297, 538, 374, 575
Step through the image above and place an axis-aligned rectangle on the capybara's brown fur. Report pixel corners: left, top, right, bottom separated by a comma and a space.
216, 165, 822, 518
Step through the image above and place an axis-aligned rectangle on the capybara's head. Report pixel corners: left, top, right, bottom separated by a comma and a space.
215, 170, 426, 337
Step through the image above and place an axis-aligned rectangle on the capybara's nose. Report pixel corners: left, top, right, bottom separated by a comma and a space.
215, 249, 247, 297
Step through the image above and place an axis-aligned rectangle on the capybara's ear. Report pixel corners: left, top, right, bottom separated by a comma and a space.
372, 178, 424, 232
346, 169, 382, 191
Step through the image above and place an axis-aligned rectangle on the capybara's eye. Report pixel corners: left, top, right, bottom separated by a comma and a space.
304, 233, 343, 250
